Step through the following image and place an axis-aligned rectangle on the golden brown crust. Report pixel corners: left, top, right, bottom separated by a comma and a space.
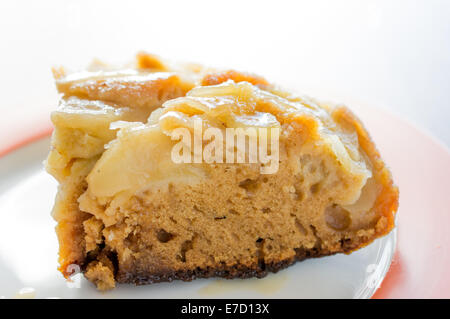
56, 73, 193, 109
201, 70, 269, 88
136, 52, 169, 71
331, 106, 398, 240
57, 219, 88, 277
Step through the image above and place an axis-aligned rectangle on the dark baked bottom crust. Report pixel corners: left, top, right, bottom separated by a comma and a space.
80, 233, 364, 289
113, 247, 344, 286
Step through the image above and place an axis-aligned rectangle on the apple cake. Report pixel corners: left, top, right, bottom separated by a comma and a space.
46, 53, 399, 290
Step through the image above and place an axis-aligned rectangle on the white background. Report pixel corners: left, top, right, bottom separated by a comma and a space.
1, 0, 449, 146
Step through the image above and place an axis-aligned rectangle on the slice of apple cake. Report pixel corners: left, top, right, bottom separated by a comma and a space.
46, 54, 398, 290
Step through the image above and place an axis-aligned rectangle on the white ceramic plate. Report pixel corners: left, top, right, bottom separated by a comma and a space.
0, 136, 395, 299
